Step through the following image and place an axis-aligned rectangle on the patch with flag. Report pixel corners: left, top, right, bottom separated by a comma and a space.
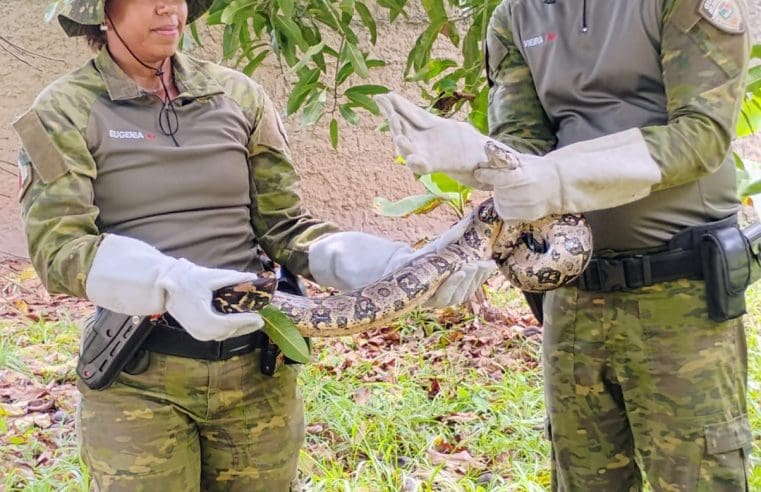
700, 0, 745, 33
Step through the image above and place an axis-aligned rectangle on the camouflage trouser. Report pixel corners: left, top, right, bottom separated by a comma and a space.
76, 349, 304, 492
543, 279, 750, 492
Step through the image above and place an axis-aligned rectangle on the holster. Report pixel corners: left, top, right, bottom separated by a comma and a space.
76, 309, 153, 390
700, 222, 761, 322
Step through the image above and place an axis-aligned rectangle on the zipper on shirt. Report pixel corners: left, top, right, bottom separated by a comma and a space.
582, 0, 588, 33
544, 0, 589, 34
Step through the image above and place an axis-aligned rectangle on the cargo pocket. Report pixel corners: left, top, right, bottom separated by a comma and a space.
699, 414, 751, 490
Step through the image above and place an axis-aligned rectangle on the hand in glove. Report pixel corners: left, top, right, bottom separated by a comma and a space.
375, 92, 490, 189
376, 93, 663, 221
383, 214, 496, 307
86, 235, 264, 342
309, 217, 495, 308
473, 129, 662, 222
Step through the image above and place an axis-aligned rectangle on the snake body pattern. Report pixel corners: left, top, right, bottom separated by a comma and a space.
214, 198, 593, 337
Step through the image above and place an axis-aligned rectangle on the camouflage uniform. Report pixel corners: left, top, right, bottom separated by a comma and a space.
486, 0, 751, 490
14, 2, 336, 490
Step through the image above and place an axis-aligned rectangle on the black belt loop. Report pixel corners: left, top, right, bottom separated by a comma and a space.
641, 254, 652, 286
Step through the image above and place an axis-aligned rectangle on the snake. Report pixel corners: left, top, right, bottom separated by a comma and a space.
213, 197, 593, 337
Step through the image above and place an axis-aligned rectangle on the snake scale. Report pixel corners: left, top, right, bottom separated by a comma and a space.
213, 197, 593, 337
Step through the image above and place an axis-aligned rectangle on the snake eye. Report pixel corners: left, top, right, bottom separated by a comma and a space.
522, 232, 548, 253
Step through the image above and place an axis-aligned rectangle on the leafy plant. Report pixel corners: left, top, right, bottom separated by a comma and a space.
736, 44, 761, 217
205, 0, 398, 148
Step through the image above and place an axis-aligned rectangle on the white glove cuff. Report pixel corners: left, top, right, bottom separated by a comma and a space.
85, 234, 171, 315
308, 232, 414, 292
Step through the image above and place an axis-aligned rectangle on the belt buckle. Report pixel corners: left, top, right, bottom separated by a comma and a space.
596, 258, 628, 292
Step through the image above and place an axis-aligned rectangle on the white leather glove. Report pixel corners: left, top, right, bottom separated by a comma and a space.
376, 93, 662, 222
308, 221, 495, 308
375, 92, 490, 189
473, 128, 663, 221
383, 215, 496, 307
85, 234, 265, 342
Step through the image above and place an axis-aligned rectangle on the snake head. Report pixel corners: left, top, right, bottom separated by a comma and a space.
483, 140, 521, 171
212, 271, 278, 313
476, 198, 500, 224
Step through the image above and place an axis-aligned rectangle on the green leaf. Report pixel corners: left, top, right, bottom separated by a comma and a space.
420, 173, 468, 196
221, 0, 255, 25
741, 177, 761, 197
355, 1, 377, 44
344, 84, 390, 97
339, 104, 360, 125
242, 51, 270, 76
273, 14, 309, 51
330, 118, 339, 148
260, 305, 310, 363
407, 58, 458, 82
421, 0, 447, 24
189, 22, 203, 46
277, 0, 295, 17
222, 23, 241, 60
340, 0, 355, 17
287, 69, 320, 115
734, 151, 746, 171
377, 0, 407, 22
291, 41, 326, 72
737, 92, 761, 137
373, 194, 443, 217
345, 90, 379, 114
301, 90, 326, 128
312, 0, 341, 31
345, 42, 369, 78
751, 44, 761, 60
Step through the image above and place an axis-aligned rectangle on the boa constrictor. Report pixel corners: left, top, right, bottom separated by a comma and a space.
213, 198, 593, 337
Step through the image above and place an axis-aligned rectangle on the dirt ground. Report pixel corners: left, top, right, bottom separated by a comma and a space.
1, 1, 760, 259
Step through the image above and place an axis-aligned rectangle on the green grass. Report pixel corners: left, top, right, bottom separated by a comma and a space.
298, 334, 548, 490
1, 284, 760, 491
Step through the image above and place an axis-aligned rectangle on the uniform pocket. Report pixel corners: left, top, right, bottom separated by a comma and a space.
704, 413, 751, 455
697, 414, 751, 490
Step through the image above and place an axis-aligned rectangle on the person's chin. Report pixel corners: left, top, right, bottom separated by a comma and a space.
146, 43, 180, 60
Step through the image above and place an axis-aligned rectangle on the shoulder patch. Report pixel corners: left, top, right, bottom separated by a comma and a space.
699, 0, 745, 33
12, 110, 70, 183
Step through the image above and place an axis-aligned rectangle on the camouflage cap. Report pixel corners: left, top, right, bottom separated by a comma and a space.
57, 0, 213, 37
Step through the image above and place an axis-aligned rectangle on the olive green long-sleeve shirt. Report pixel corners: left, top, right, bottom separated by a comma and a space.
14, 49, 337, 297
486, 0, 750, 250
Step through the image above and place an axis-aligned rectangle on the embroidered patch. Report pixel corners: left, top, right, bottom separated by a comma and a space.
700, 0, 745, 33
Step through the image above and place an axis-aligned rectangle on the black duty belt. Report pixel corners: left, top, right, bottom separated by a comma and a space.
577, 215, 737, 293
142, 314, 269, 361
